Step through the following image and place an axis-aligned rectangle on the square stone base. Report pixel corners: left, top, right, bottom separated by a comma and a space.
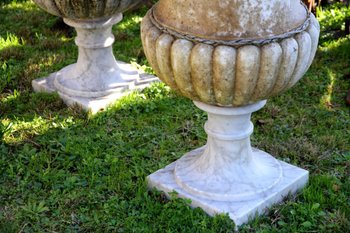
32, 62, 158, 114
147, 148, 308, 228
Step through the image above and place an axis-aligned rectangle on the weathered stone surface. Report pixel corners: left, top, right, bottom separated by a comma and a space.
286, 31, 312, 89
33, 0, 142, 19
142, 1, 319, 228
32, 0, 157, 112
144, 26, 162, 77
141, 9, 320, 106
191, 44, 215, 104
233, 45, 260, 106
141, 0, 319, 226
156, 34, 177, 90
251, 43, 282, 101
212, 46, 236, 105
170, 39, 196, 99
153, 0, 307, 40
306, 14, 320, 71
269, 38, 299, 96
147, 101, 309, 228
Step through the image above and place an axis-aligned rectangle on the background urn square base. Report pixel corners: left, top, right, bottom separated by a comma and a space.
147, 147, 309, 227
32, 62, 158, 114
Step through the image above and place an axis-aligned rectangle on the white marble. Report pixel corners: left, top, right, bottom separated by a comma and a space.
153, 0, 308, 40
147, 101, 309, 227
141, 10, 320, 106
32, 66, 158, 113
32, 14, 158, 112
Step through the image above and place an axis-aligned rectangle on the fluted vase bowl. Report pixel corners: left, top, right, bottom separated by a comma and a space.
32, 0, 150, 112
142, 0, 320, 227
141, 0, 319, 106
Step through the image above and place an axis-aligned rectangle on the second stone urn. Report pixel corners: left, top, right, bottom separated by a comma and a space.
32, 0, 158, 112
141, 0, 319, 227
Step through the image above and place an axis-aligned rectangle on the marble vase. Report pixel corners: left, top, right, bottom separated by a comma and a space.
141, 0, 320, 227
148, 100, 308, 226
32, 0, 158, 113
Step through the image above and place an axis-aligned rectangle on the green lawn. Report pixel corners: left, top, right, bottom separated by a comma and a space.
1, 1, 349, 232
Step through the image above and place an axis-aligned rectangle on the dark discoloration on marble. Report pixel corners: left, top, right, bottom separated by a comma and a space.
33, 0, 142, 19
140, 9, 320, 107
153, 0, 308, 40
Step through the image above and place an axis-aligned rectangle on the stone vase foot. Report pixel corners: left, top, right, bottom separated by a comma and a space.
147, 100, 309, 227
32, 14, 158, 113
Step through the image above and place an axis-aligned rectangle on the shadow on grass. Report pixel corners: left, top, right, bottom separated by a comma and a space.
0, 2, 77, 94
1, 81, 349, 232
0, 88, 239, 232
0, 2, 73, 41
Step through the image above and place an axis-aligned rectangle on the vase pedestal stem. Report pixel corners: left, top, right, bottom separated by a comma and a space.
32, 14, 158, 113
148, 100, 308, 227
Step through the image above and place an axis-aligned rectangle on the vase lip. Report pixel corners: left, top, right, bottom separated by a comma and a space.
153, 0, 309, 41
63, 13, 123, 29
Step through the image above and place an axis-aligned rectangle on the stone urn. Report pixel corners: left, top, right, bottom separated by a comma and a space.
32, 0, 157, 112
141, 0, 319, 227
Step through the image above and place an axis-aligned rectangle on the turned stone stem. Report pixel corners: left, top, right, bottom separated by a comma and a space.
174, 100, 283, 201
53, 14, 138, 98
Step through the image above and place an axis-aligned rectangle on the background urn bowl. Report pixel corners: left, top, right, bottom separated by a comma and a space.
33, 0, 142, 20
141, 7, 320, 107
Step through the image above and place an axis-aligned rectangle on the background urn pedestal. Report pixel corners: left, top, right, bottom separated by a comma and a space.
147, 100, 309, 227
32, 14, 158, 113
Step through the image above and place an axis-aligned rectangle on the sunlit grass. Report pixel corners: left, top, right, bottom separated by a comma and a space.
0, 34, 23, 50
317, 4, 350, 31
320, 69, 336, 109
117, 15, 143, 30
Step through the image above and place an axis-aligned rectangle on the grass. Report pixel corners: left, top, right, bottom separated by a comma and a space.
0, 1, 349, 232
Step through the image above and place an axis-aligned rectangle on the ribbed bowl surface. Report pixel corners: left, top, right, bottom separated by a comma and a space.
141, 11, 320, 107
33, 0, 142, 19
